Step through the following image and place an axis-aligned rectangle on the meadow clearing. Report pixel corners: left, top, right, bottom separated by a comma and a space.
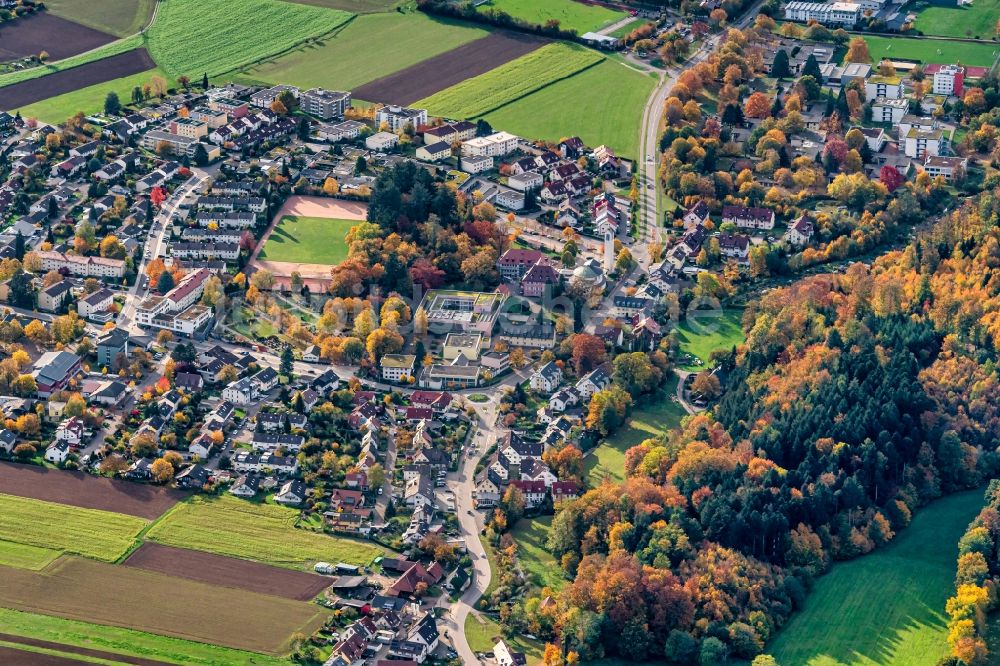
480, 0, 627, 34
911, 0, 1000, 39
511, 516, 567, 592
145, 0, 353, 79
769, 489, 984, 665
416, 42, 603, 118
238, 12, 489, 93
145, 494, 385, 570
0, 493, 147, 562
44, 0, 156, 37
483, 59, 656, 158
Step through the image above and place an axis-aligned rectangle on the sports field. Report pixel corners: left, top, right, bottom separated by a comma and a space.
259, 215, 355, 264
585, 377, 685, 483
912, 0, 1000, 39
511, 516, 567, 592
0, 493, 147, 562
0, 607, 290, 666
15, 67, 164, 123
0, 557, 329, 655
483, 59, 655, 158
416, 42, 603, 118
45, 0, 156, 37
860, 35, 1000, 68
769, 489, 984, 665
238, 12, 489, 92
145, 495, 385, 570
481, 0, 627, 34
146, 0, 353, 78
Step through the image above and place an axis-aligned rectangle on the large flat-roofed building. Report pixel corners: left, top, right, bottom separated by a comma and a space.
32, 351, 82, 398
136, 269, 213, 336
35, 250, 125, 278
417, 290, 506, 336
461, 132, 519, 158
783, 1, 860, 25
375, 105, 427, 132
170, 117, 209, 139
300, 88, 351, 120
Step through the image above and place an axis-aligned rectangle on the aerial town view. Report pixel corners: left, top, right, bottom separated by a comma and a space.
1, 0, 1000, 664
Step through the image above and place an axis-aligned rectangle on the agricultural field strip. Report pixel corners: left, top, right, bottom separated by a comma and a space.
144, 494, 385, 570
416, 42, 604, 118
124, 542, 332, 601
145, 0, 353, 79
0, 493, 147, 562
0, 34, 142, 89
0, 607, 291, 666
0, 463, 183, 519
0, 13, 116, 62
0, 557, 330, 655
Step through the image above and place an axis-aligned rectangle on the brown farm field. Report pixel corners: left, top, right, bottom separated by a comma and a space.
0, 557, 330, 655
0, 645, 91, 665
0, 632, 174, 666
352, 30, 548, 105
0, 462, 184, 520
0, 48, 155, 110
0, 12, 115, 62
124, 543, 333, 601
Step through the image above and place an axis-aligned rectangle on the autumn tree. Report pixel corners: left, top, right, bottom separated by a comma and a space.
845, 37, 871, 63
150, 458, 174, 484
744, 92, 772, 119
570, 334, 607, 376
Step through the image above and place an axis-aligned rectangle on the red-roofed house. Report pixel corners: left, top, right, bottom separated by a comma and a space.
509, 480, 547, 508
551, 481, 581, 506
497, 248, 542, 281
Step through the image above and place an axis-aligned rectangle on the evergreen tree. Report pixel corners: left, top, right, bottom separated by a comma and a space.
280, 345, 294, 378
836, 87, 850, 118
156, 270, 175, 294
771, 49, 791, 78
201, 72, 209, 90
193, 143, 209, 167
104, 92, 121, 116
802, 53, 822, 80
13, 232, 24, 260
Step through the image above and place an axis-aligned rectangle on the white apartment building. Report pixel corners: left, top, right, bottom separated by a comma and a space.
375, 105, 427, 132
35, 251, 125, 278
461, 131, 519, 158
783, 1, 860, 25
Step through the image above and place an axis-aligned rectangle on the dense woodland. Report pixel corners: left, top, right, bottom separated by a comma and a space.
511, 193, 1000, 664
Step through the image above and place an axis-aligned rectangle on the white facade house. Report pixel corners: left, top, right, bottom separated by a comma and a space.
872, 97, 908, 124
864, 76, 904, 100
904, 128, 948, 158
529, 361, 563, 394
932, 65, 964, 96
381, 354, 416, 382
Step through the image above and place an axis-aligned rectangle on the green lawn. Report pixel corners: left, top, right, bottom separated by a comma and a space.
465, 613, 545, 662
259, 215, 355, 265
481, 0, 627, 34
609, 17, 650, 39
675, 308, 745, 369
483, 59, 655, 158
0, 493, 147, 563
0, 608, 291, 666
0, 540, 61, 571
585, 378, 686, 483
283, 0, 400, 11
912, 0, 1000, 39
45, 0, 156, 37
237, 12, 488, 92
769, 489, 985, 665
15, 68, 165, 124
146, 0, 353, 79
145, 495, 385, 570
859, 35, 1000, 68
417, 42, 603, 118
511, 516, 567, 592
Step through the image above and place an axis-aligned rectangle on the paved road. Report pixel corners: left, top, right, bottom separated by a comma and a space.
439, 397, 500, 665
118, 171, 207, 334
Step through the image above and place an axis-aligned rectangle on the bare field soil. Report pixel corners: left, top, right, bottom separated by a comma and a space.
0, 633, 173, 666
0, 557, 330, 655
0, 13, 115, 62
124, 543, 332, 601
352, 30, 548, 105
0, 48, 155, 110
0, 462, 184, 520
0, 645, 89, 665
